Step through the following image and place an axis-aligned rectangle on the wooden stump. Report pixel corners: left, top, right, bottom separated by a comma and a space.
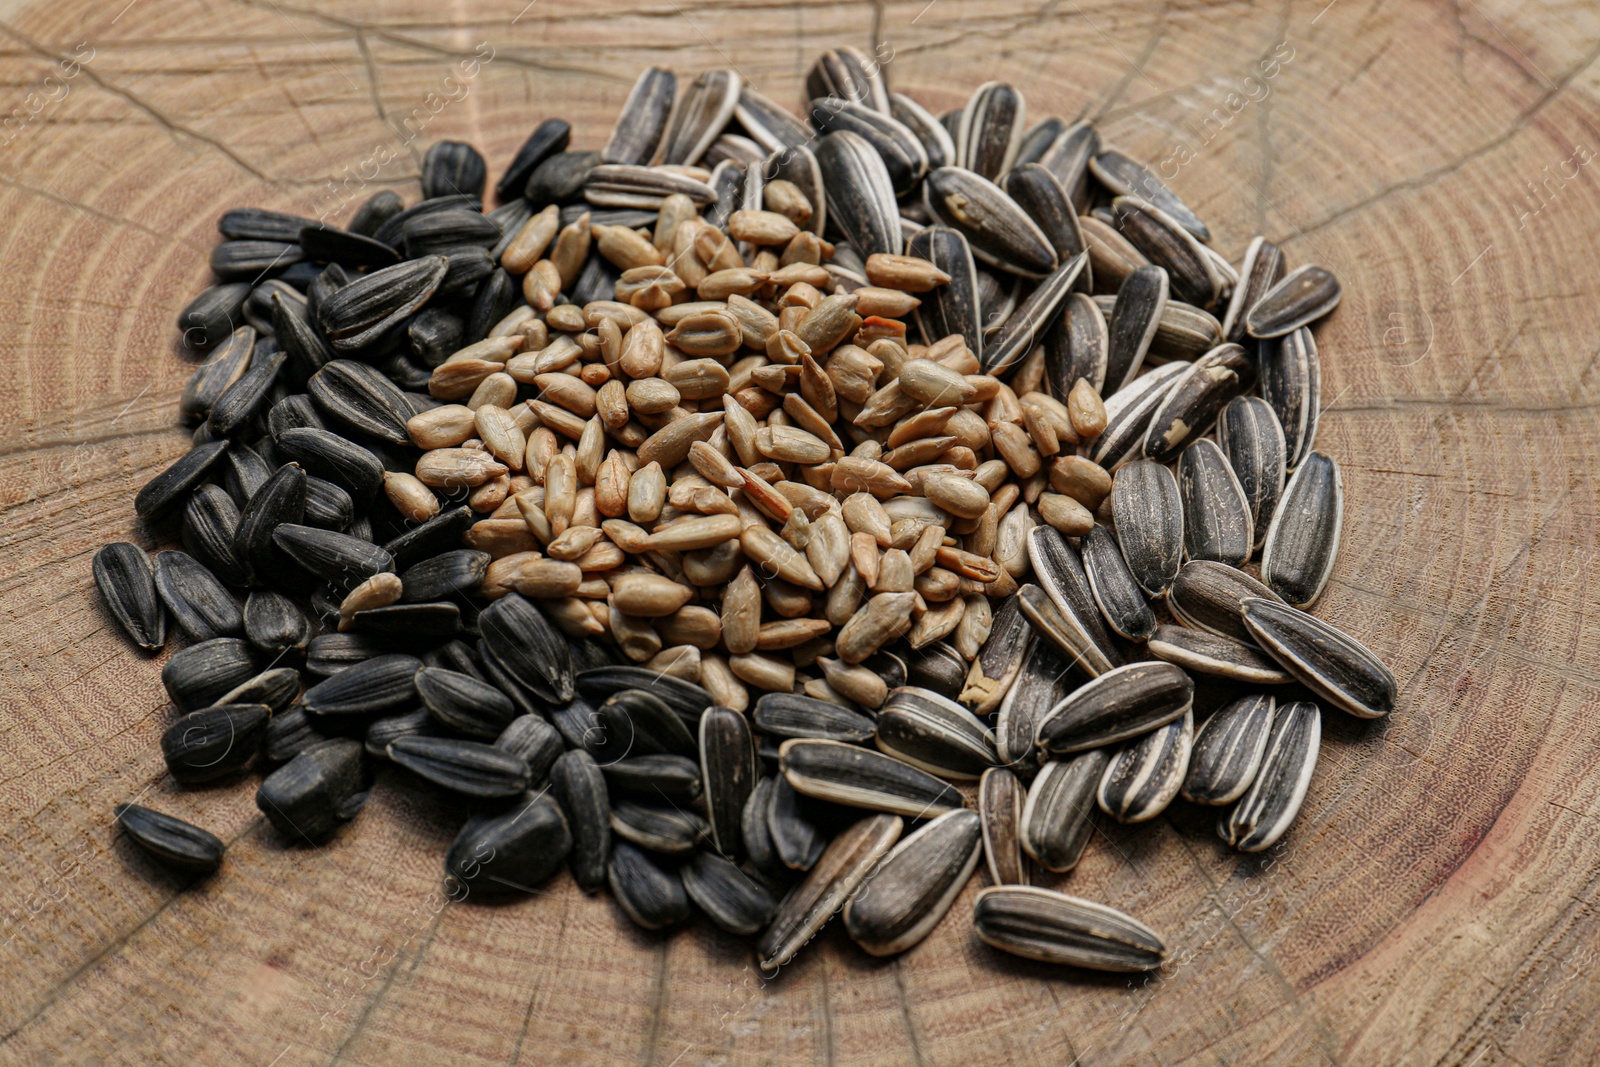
2, 0, 1598, 1062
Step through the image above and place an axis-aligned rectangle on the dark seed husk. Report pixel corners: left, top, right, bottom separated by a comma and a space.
216, 666, 302, 714
611, 799, 710, 856
403, 210, 501, 260
1004, 164, 1088, 285
816, 131, 902, 259
1088, 360, 1187, 472
1097, 708, 1193, 823
273, 294, 332, 386
1260, 451, 1342, 609
1089, 149, 1208, 242
180, 326, 255, 423
1183, 693, 1275, 805
1044, 292, 1108, 395
354, 601, 464, 638
307, 360, 413, 445
602, 754, 703, 804
1258, 326, 1321, 470
161, 703, 269, 783
297, 224, 401, 271
1221, 236, 1286, 342
807, 46, 890, 115
416, 666, 518, 738
551, 749, 611, 892
1217, 395, 1287, 548
752, 692, 875, 743
758, 813, 903, 972
681, 852, 779, 935
959, 593, 1029, 715
400, 550, 490, 602
407, 308, 466, 367
995, 632, 1073, 775
388, 736, 531, 798
317, 256, 448, 353
956, 82, 1024, 181
742, 776, 780, 870
1168, 561, 1283, 643
480, 593, 575, 703
242, 590, 310, 655
1143, 343, 1254, 463
661, 69, 741, 167
1110, 459, 1184, 599
574, 666, 709, 727
525, 150, 602, 206
153, 551, 241, 641
602, 68, 676, 165
1103, 265, 1168, 396
889, 92, 955, 171
699, 705, 754, 858
809, 97, 928, 196
875, 687, 998, 780
902, 642, 965, 700
267, 393, 326, 440
421, 140, 487, 200
1037, 121, 1098, 212
221, 444, 273, 507
94, 543, 166, 651
179, 283, 252, 352
1014, 117, 1064, 169
464, 268, 518, 345
981, 252, 1087, 376
1036, 661, 1193, 755
348, 191, 404, 237
1242, 598, 1396, 718
219, 207, 316, 242
1219, 700, 1320, 851
1147, 624, 1291, 684
1111, 195, 1221, 307
162, 637, 263, 711
609, 841, 690, 929
272, 523, 392, 590
273, 427, 383, 503
923, 166, 1056, 278
264, 706, 328, 763
302, 476, 354, 531
1023, 528, 1120, 674
780, 739, 964, 818
843, 808, 983, 956
257, 738, 368, 844
447, 791, 571, 894
908, 225, 983, 360
210, 239, 301, 280
301, 653, 421, 716
305, 631, 388, 676
384, 506, 475, 571
1080, 524, 1156, 642
497, 119, 572, 201
973, 885, 1166, 971
767, 773, 827, 871
207, 350, 285, 438
596, 689, 696, 758
1020, 750, 1104, 871
115, 803, 226, 875
979, 767, 1027, 885
135, 439, 230, 521
495, 715, 563, 783
1245, 264, 1341, 338
1178, 440, 1253, 567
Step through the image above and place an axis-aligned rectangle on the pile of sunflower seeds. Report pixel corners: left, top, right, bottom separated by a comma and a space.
97, 47, 1395, 975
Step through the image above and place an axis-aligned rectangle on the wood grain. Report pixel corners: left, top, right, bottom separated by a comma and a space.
1, 0, 1598, 1063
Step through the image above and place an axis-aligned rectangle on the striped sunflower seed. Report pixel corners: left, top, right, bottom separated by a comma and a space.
843, 808, 983, 956
307, 360, 413, 445
816, 131, 902, 258
780, 738, 965, 819
1260, 451, 1342, 609
753, 692, 875, 743
1103, 264, 1168, 395
959, 593, 1030, 715
736, 86, 812, 153
1168, 559, 1284, 642
610, 841, 691, 929
1020, 750, 1104, 871
217, 666, 301, 715
1089, 149, 1209, 242
681, 852, 779, 935
661, 69, 741, 166
161, 703, 269, 783
979, 767, 1027, 885
447, 791, 571, 894
809, 97, 928, 196
981, 252, 1088, 376
1112, 195, 1221, 308
388, 737, 531, 798
1217, 395, 1287, 548
1004, 164, 1087, 284
890, 92, 955, 170
908, 225, 983, 359
758, 813, 903, 972
922, 166, 1056, 278
1182, 693, 1275, 805
601, 67, 677, 165
736, 778, 775, 871
1147, 624, 1291, 684
95, 543, 166, 651
1081, 524, 1156, 642
875, 686, 999, 779
1110, 459, 1183, 598
1242, 598, 1396, 719
973, 885, 1166, 971
551, 749, 611, 892
1036, 661, 1193, 755
1142, 343, 1254, 463
956, 82, 1024, 180
1044, 292, 1108, 396
994, 632, 1074, 775
115, 803, 226, 875
1245, 264, 1341, 338
257, 738, 368, 844
1259, 326, 1321, 469
1219, 700, 1320, 851
1097, 708, 1193, 823
700, 705, 756, 858
1220, 236, 1286, 342
1088, 361, 1187, 472
1177, 439, 1253, 567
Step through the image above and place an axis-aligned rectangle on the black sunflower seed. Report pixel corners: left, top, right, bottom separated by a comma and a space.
447, 791, 572, 894
301, 653, 420, 716
388, 736, 531, 797
153, 551, 242, 641
257, 738, 369, 844
114, 803, 226, 875
317, 256, 448, 353
162, 637, 263, 711
551, 749, 611, 892
178, 283, 252, 352
415, 666, 517, 738
134, 439, 230, 521
271, 428, 382, 502
219, 207, 317, 242
161, 703, 269, 782
93, 542, 166, 651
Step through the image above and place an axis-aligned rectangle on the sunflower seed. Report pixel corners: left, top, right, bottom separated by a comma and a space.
525, 151, 601, 207
257, 738, 368, 843
843, 807, 982, 956
809, 97, 928, 196
807, 46, 890, 114
973, 885, 1166, 971
1004, 163, 1088, 281
307, 360, 413, 445
1260, 451, 1342, 609
420, 140, 486, 199
114, 803, 226, 875
902, 643, 966, 701
1182, 693, 1275, 805
955, 593, 1026, 714
388, 736, 530, 798
1086, 359, 1188, 474
135, 439, 230, 520
682, 852, 779, 935
273, 427, 382, 503
232, 463, 309, 588
365, 709, 438, 760
496, 119, 571, 201
697, 705, 755, 858
1258, 327, 1321, 469
1175, 440, 1253, 566
210, 239, 301, 279
611, 799, 710, 855
1242, 598, 1396, 718
1167, 560, 1281, 642
1020, 750, 1104, 872
1036, 661, 1193, 755
1217, 396, 1287, 547
1245, 265, 1341, 338
180, 326, 254, 423
1043, 292, 1107, 396
1080, 524, 1156, 641
994, 634, 1075, 775
1111, 196, 1221, 308
576, 666, 710, 726
1220, 236, 1285, 342
317, 256, 448, 353
735, 85, 811, 153
876, 686, 998, 779
494, 715, 563, 783
272, 524, 392, 591
400, 549, 491, 602
816, 131, 902, 259
889, 92, 955, 170
956, 82, 1024, 180
302, 476, 354, 531
596, 689, 696, 758
604, 754, 703, 804
404, 211, 501, 258
602, 67, 677, 165
978, 767, 1027, 884
753, 692, 876, 743
301, 653, 420, 716
981, 252, 1087, 376
242, 589, 310, 654
1143, 343, 1253, 463
1110, 459, 1183, 598
551, 749, 611, 892
162, 637, 263, 711
480, 593, 575, 703
383, 505, 474, 572
1089, 149, 1209, 242
305, 632, 387, 676
741, 776, 781, 869
1147, 624, 1291, 684
447, 791, 571, 893
585, 164, 717, 210
299, 224, 402, 271
767, 774, 826, 871
94, 543, 166, 651
178, 282, 251, 352
1097, 708, 1192, 823
608, 840, 691, 929
1023, 527, 1119, 671
161, 703, 269, 783
780, 738, 964, 818
416, 666, 517, 738
661, 69, 740, 166
908, 225, 983, 359
758, 813, 903, 972
1220, 700, 1320, 851
923, 167, 1056, 278
217, 666, 301, 715
1014, 117, 1063, 168
1103, 265, 1168, 395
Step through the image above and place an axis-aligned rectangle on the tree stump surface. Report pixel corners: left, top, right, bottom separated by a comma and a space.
1, 0, 1598, 1063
